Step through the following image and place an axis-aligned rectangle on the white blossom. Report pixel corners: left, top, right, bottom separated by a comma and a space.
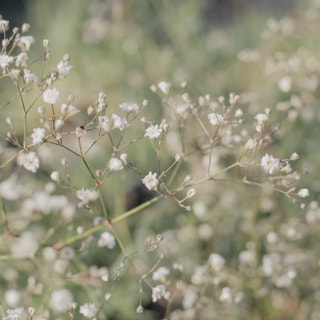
144, 125, 162, 139
0, 19, 9, 32
76, 188, 99, 205
11, 232, 39, 258
43, 88, 60, 104
142, 171, 159, 190
108, 158, 123, 171
31, 127, 46, 145
57, 60, 72, 76
15, 52, 28, 67
208, 253, 225, 271
278, 76, 292, 92
4, 289, 21, 308
219, 287, 233, 303
99, 116, 110, 132
98, 232, 116, 249
120, 102, 140, 113
80, 303, 98, 318
297, 188, 309, 198
23, 69, 37, 83
152, 267, 170, 282
0, 54, 14, 68
0, 175, 22, 200
158, 81, 171, 94
245, 138, 257, 150
19, 36, 35, 51
208, 113, 225, 125
261, 154, 280, 174
255, 113, 269, 125
152, 285, 166, 302
17, 152, 40, 173
6, 307, 27, 320
50, 289, 74, 313
75, 126, 87, 137
112, 114, 127, 131
67, 104, 80, 116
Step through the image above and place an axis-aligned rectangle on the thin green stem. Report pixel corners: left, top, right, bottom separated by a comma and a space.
0, 149, 24, 169
1, 197, 9, 231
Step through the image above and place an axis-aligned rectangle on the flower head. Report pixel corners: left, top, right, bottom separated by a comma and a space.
145, 124, 162, 139
50, 289, 74, 313
142, 172, 159, 191
120, 102, 140, 113
19, 36, 35, 51
57, 60, 72, 77
98, 232, 116, 249
112, 114, 127, 131
152, 285, 166, 302
17, 152, 40, 173
261, 154, 280, 174
80, 303, 98, 318
152, 267, 170, 282
158, 81, 171, 94
208, 113, 225, 126
6, 307, 27, 320
76, 188, 99, 205
108, 158, 124, 171
0, 54, 14, 69
43, 88, 60, 104
31, 127, 46, 145
297, 188, 309, 198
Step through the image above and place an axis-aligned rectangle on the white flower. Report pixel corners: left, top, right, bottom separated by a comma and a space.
6, 307, 27, 320
142, 172, 159, 190
208, 253, 225, 271
98, 116, 110, 132
186, 188, 197, 198
17, 152, 40, 173
11, 232, 39, 258
144, 125, 162, 139
0, 54, 14, 68
0, 175, 22, 200
219, 287, 233, 304
23, 69, 37, 83
152, 267, 170, 282
208, 113, 225, 125
98, 232, 116, 249
43, 88, 60, 104
278, 76, 292, 92
67, 104, 80, 116
50, 289, 74, 313
245, 138, 257, 150
152, 285, 166, 302
297, 188, 309, 198
75, 126, 87, 137
76, 188, 99, 205
108, 158, 123, 171
120, 102, 140, 113
31, 127, 46, 145
15, 52, 28, 67
261, 154, 280, 174
57, 60, 72, 76
112, 114, 127, 131
255, 113, 269, 125
4, 289, 21, 308
50, 171, 60, 182
158, 81, 171, 95
19, 36, 35, 51
80, 303, 98, 318
0, 19, 9, 32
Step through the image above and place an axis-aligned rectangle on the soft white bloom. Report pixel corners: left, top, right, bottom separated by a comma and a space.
50, 171, 60, 182
43, 88, 60, 104
5, 289, 21, 308
208, 113, 225, 125
76, 188, 99, 205
208, 253, 225, 271
31, 127, 46, 145
245, 138, 257, 150
19, 36, 35, 51
50, 289, 74, 313
255, 113, 269, 125
31, 191, 68, 214
183, 290, 197, 309
98, 232, 116, 249
99, 116, 110, 132
278, 76, 292, 92
112, 114, 127, 131
67, 104, 80, 116
297, 188, 309, 198
23, 69, 37, 83
17, 152, 40, 173
0, 54, 14, 68
144, 125, 162, 139
158, 81, 171, 94
0, 175, 22, 200
120, 102, 140, 113
57, 60, 72, 76
11, 232, 39, 258
219, 287, 233, 303
0, 19, 9, 32
239, 250, 256, 264
152, 285, 166, 302
55, 118, 64, 130
108, 158, 123, 171
186, 188, 197, 198
142, 171, 159, 190
261, 154, 280, 174
6, 307, 27, 320
75, 126, 87, 137
80, 303, 98, 318
152, 267, 170, 282
15, 52, 28, 67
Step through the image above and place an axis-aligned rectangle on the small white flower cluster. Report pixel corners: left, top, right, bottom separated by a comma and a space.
97, 232, 116, 249
142, 171, 159, 191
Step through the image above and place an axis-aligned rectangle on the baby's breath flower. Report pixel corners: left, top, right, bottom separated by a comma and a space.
57, 59, 72, 77
98, 115, 110, 132
278, 76, 292, 92
67, 104, 80, 116
23, 69, 37, 83
208, 113, 225, 125
76, 188, 99, 205
0, 54, 14, 69
152, 267, 170, 282
55, 117, 64, 130
50, 289, 74, 313
21, 23, 30, 33
4, 289, 21, 308
19, 35, 35, 51
255, 113, 269, 125
152, 285, 166, 302
50, 171, 60, 182
108, 157, 123, 171
0, 19, 9, 32
80, 303, 98, 318
0, 175, 22, 200
297, 188, 309, 198
145, 124, 162, 139
186, 188, 197, 199
11, 232, 39, 258
208, 253, 225, 271
75, 126, 87, 137
43, 88, 60, 104
17, 152, 40, 173
261, 154, 279, 174
158, 81, 171, 94
98, 232, 116, 249
219, 287, 233, 304
142, 171, 159, 190
16, 52, 28, 67
31, 127, 46, 145
111, 114, 127, 131
245, 138, 257, 150
120, 101, 140, 113
6, 307, 27, 320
